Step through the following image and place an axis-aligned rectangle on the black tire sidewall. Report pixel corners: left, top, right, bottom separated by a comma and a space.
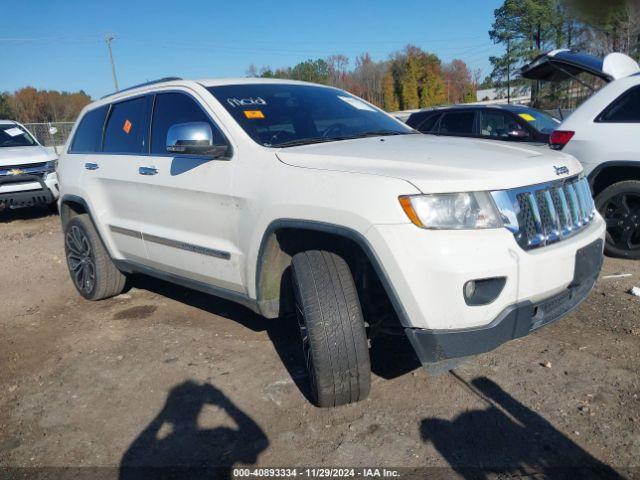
596, 180, 640, 260
290, 265, 320, 403
291, 250, 371, 407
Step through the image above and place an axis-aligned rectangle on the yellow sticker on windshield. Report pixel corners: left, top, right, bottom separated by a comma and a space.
519, 113, 535, 122
244, 110, 265, 119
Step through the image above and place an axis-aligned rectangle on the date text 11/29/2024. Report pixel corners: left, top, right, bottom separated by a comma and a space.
233, 468, 401, 478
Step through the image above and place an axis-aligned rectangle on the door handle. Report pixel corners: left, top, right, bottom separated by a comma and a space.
139, 166, 158, 176
84, 162, 99, 170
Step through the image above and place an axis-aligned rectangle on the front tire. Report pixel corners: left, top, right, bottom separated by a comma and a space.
595, 180, 640, 260
291, 250, 371, 407
64, 214, 126, 300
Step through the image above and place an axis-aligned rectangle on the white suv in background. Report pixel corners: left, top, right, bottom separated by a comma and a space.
0, 120, 59, 212
58, 78, 604, 407
523, 50, 640, 259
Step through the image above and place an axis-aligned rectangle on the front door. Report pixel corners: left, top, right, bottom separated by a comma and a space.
132, 90, 243, 292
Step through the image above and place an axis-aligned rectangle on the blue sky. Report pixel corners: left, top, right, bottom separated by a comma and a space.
1, 0, 504, 99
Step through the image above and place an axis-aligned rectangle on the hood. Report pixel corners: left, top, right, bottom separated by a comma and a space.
276, 134, 582, 193
521, 49, 640, 83
0, 146, 56, 166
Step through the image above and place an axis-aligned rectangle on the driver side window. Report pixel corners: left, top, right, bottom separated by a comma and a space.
480, 111, 525, 139
151, 92, 227, 155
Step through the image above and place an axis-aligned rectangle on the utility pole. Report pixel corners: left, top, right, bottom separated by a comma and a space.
105, 35, 119, 91
506, 36, 511, 105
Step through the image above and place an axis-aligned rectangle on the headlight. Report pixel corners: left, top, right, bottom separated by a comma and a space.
44, 160, 58, 172
399, 192, 503, 230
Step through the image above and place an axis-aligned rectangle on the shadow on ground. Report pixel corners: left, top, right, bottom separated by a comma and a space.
127, 274, 422, 405
420, 375, 624, 480
120, 380, 268, 479
369, 334, 421, 379
127, 274, 316, 402
0, 205, 56, 223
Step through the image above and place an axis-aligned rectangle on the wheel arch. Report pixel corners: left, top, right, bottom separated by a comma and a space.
254, 219, 408, 325
588, 161, 640, 197
60, 194, 91, 228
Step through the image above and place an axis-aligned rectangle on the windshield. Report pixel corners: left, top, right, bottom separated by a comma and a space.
0, 124, 38, 148
207, 84, 414, 147
515, 108, 561, 134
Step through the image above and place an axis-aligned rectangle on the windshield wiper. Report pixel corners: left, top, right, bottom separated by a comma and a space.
343, 130, 417, 139
269, 137, 343, 148
270, 130, 415, 148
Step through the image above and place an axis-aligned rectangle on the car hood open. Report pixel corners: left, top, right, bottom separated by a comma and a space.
521, 49, 640, 83
276, 134, 582, 194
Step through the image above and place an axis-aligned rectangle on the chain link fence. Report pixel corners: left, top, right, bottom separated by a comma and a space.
544, 109, 575, 121
22, 122, 75, 149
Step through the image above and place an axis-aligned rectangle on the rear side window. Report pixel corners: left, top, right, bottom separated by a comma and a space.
103, 96, 152, 154
150, 92, 227, 154
597, 86, 640, 123
438, 111, 476, 135
416, 114, 441, 133
69, 106, 108, 153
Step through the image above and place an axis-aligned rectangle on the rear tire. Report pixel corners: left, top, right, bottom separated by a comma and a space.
595, 180, 640, 260
64, 214, 126, 300
291, 250, 371, 407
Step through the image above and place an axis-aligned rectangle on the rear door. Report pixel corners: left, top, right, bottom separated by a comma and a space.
132, 90, 243, 292
437, 110, 477, 138
81, 95, 152, 261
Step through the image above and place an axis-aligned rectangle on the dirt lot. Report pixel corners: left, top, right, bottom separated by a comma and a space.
1, 209, 639, 479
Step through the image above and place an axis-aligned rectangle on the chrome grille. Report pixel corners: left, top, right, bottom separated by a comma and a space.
0, 162, 48, 177
491, 176, 596, 250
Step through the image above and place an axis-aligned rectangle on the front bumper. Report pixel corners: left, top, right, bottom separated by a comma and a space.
405, 238, 603, 363
366, 215, 606, 331
0, 172, 59, 209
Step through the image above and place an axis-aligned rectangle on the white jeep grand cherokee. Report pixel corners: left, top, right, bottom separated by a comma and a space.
0, 120, 59, 211
58, 78, 605, 407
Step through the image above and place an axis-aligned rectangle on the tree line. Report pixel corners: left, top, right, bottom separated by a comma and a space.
2, 0, 638, 122
488, 0, 640, 107
0, 88, 91, 124
247, 45, 479, 112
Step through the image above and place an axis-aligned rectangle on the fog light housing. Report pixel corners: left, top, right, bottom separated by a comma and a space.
464, 280, 476, 299
463, 277, 506, 306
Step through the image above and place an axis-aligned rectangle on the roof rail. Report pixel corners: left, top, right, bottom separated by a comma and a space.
100, 77, 183, 99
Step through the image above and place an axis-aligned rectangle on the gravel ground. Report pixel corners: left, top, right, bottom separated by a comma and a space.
0, 209, 638, 479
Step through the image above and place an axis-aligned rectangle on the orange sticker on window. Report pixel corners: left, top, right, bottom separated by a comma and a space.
123, 119, 132, 134
244, 110, 265, 119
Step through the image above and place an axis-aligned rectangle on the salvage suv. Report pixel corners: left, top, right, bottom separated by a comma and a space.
0, 120, 59, 211
58, 78, 605, 407
522, 50, 640, 259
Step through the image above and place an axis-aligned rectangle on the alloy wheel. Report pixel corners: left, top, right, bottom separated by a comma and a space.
602, 192, 640, 252
65, 225, 96, 295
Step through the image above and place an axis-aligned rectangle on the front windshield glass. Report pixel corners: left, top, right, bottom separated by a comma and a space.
207, 84, 414, 147
516, 108, 561, 134
0, 124, 37, 148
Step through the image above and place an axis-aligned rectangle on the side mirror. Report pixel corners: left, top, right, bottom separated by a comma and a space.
507, 129, 529, 140
166, 122, 228, 157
